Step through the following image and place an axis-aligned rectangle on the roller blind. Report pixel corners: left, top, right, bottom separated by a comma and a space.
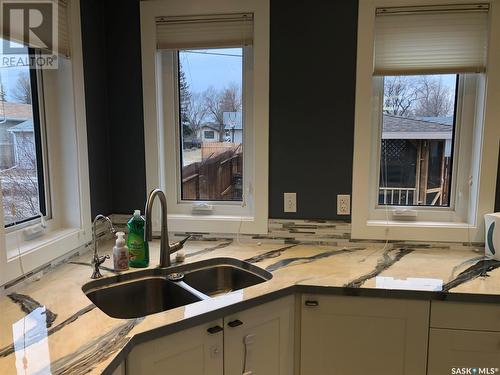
156, 13, 253, 50
1, 0, 70, 57
374, 4, 489, 75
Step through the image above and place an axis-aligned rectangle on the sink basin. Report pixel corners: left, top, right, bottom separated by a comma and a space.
82, 258, 272, 319
84, 276, 201, 319
181, 264, 270, 296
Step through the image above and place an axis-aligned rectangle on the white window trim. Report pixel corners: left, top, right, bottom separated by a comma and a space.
352, 0, 500, 242
140, 0, 269, 235
0, 0, 92, 285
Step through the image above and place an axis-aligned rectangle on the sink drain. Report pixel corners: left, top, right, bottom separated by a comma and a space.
167, 272, 185, 281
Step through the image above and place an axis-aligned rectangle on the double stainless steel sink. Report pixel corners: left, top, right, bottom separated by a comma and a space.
82, 258, 272, 319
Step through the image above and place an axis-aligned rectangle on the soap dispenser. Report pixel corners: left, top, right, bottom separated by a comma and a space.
113, 232, 129, 271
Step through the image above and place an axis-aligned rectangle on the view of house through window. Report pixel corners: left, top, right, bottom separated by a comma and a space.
379, 74, 458, 207
0, 41, 45, 226
178, 48, 243, 202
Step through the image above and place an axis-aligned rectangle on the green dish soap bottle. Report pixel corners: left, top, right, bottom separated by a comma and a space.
127, 210, 149, 268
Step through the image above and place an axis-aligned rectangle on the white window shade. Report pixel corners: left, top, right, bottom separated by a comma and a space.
374, 5, 489, 75
1, 0, 70, 57
156, 13, 253, 50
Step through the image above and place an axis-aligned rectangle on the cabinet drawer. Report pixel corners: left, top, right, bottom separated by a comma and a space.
431, 301, 500, 332
428, 328, 500, 375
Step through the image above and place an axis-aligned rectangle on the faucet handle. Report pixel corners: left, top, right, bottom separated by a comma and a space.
179, 235, 191, 246
91, 255, 109, 279
169, 236, 190, 254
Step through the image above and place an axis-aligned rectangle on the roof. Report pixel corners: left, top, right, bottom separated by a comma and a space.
200, 123, 220, 132
382, 114, 453, 140
8, 119, 33, 133
0, 102, 33, 121
223, 112, 242, 130
415, 116, 454, 125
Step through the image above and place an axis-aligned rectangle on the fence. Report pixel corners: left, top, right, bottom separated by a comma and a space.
182, 146, 242, 201
201, 142, 240, 160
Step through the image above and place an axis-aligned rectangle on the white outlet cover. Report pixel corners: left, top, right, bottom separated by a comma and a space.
337, 194, 351, 215
284, 192, 297, 213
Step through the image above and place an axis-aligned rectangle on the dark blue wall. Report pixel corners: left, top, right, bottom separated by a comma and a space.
269, 0, 357, 220
80, 0, 499, 220
81, 0, 147, 217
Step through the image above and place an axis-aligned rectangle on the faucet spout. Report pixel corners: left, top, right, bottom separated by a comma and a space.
144, 188, 188, 268
90, 214, 115, 279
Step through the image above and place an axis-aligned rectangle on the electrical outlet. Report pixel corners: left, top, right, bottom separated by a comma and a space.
337, 194, 350, 215
284, 193, 297, 213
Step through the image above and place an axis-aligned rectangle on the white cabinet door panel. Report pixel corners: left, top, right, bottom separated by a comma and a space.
300, 295, 429, 375
127, 319, 223, 375
224, 296, 295, 375
428, 328, 500, 375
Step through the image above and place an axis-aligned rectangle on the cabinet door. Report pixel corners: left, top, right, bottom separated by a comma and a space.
224, 296, 295, 375
300, 295, 429, 375
127, 319, 223, 375
428, 328, 500, 375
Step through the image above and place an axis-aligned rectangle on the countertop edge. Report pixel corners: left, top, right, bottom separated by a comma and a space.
100, 283, 500, 375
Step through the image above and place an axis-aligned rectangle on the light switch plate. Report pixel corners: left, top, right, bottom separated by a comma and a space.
337, 194, 351, 215
284, 193, 297, 213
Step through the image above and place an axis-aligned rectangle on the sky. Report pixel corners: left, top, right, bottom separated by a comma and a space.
0, 39, 30, 103
179, 48, 243, 93
0, 66, 28, 102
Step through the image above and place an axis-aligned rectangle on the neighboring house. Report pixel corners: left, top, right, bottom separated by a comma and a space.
196, 123, 220, 143
0, 102, 33, 169
380, 114, 453, 206
8, 119, 36, 170
223, 112, 242, 144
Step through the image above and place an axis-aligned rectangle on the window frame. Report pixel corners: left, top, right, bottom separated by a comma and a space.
375, 74, 460, 210
369, 73, 476, 223
173, 47, 250, 206
352, 0, 500, 243
162, 46, 254, 213
3, 48, 52, 232
0, 0, 93, 286
140, 0, 270, 235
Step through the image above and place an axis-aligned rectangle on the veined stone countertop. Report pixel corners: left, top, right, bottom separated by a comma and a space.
0, 239, 499, 375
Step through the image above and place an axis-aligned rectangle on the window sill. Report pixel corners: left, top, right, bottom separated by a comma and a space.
167, 213, 267, 235
352, 219, 480, 243
6, 227, 83, 260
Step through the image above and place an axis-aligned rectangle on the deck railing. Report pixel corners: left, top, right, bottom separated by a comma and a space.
379, 187, 417, 205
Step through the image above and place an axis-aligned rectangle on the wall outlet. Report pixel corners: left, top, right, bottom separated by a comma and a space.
337, 194, 351, 215
284, 192, 297, 213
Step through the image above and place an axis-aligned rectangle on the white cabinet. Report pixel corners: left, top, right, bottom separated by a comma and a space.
224, 295, 295, 375
300, 295, 430, 375
427, 328, 500, 374
127, 319, 224, 375
126, 296, 295, 375
428, 301, 500, 374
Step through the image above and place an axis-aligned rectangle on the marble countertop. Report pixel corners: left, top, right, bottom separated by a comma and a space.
1, 239, 499, 375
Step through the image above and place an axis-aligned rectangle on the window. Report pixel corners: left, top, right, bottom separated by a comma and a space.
203, 130, 215, 139
141, 2, 269, 234
178, 48, 243, 202
0, 44, 48, 228
378, 74, 458, 207
352, 0, 500, 242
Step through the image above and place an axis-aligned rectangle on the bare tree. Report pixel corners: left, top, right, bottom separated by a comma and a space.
203, 86, 225, 141
185, 92, 207, 136
414, 76, 453, 117
203, 84, 241, 141
220, 83, 241, 113
0, 84, 6, 102
12, 72, 31, 104
1, 133, 39, 225
383, 76, 423, 116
